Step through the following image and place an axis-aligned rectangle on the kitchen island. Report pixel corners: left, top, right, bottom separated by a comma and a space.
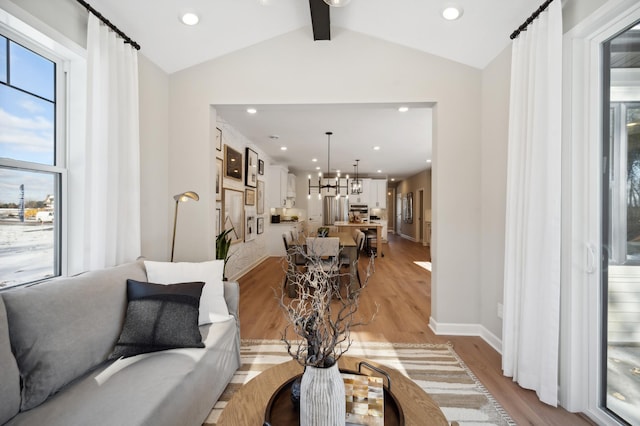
334, 221, 384, 257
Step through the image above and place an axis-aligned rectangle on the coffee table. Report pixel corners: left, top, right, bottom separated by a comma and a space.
216, 356, 449, 426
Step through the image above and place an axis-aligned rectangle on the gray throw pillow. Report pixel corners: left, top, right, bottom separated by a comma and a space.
109, 280, 205, 359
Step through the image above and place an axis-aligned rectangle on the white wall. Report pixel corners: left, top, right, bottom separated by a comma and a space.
213, 117, 270, 280
563, 0, 610, 31
138, 56, 170, 261
480, 46, 511, 341
169, 27, 483, 325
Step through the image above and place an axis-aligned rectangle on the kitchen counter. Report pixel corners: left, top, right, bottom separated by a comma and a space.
333, 221, 384, 257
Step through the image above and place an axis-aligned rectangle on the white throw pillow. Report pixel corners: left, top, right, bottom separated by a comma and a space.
143, 260, 230, 325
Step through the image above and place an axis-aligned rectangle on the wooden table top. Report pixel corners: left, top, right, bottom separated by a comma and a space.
216, 355, 449, 426
295, 232, 357, 247
334, 221, 383, 228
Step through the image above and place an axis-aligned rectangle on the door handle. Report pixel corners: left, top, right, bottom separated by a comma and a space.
586, 244, 596, 274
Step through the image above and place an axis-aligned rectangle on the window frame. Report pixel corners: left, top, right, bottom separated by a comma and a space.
0, 20, 68, 288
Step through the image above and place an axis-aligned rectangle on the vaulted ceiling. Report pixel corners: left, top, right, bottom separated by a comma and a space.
86, 0, 541, 180
88, 0, 541, 74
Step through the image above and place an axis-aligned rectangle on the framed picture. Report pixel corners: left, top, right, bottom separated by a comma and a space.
403, 192, 414, 224
257, 216, 264, 234
223, 188, 244, 244
245, 147, 258, 187
245, 207, 256, 242
224, 145, 243, 181
215, 157, 223, 201
256, 180, 265, 215
258, 159, 264, 175
245, 188, 255, 205
215, 127, 222, 151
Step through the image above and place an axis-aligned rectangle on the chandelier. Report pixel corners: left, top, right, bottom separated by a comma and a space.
350, 159, 362, 195
308, 132, 349, 200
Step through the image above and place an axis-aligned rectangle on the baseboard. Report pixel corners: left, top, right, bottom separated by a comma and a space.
229, 255, 270, 282
400, 234, 417, 242
429, 317, 503, 354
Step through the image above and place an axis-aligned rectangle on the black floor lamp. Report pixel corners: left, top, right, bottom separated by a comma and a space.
171, 191, 199, 262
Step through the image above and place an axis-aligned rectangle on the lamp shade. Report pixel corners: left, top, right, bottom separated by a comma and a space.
173, 191, 199, 202
324, 0, 351, 6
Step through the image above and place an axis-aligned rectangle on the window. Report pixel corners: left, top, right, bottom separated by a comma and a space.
0, 31, 65, 289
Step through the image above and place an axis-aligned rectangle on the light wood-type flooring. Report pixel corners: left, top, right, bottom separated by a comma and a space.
238, 233, 595, 425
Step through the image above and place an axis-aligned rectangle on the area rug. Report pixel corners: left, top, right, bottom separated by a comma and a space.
204, 339, 515, 425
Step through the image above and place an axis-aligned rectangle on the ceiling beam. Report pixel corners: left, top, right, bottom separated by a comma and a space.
309, 0, 330, 41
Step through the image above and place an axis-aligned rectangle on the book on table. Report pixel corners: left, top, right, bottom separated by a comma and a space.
342, 373, 384, 426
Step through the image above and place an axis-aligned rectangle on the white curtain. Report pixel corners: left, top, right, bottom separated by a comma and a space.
82, 14, 140, 270
502, 0, 562, 406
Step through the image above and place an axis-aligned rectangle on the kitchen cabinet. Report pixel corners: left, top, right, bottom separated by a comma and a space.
267, 165, 292, 208
348, 178, 370, 205
370, 179, 387, 209
287, 173, 296, 198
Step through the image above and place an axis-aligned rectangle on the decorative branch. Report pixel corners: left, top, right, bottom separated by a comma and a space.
278, 241, 378, 367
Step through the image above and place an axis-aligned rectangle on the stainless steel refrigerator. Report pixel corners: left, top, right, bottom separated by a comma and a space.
323, 195, 348, 225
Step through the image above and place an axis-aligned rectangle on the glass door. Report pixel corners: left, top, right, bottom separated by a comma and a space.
602, 21, 640, 426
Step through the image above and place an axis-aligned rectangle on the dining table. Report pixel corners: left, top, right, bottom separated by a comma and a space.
290, 232, 359, 292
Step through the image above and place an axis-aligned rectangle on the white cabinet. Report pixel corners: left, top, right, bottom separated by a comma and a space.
370, 179, 387, 209
267, 165, 289, 208
348, 178, 370, 205
287, 173, 296, 198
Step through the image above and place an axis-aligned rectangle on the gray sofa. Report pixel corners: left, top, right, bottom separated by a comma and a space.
0, 260, 241, 426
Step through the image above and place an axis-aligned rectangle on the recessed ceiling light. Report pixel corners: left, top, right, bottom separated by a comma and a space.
398, 106, 409, 112
427, 159, 432, 163
312, 158, 318, 162
247, 108, 257, 114
181, 12, 199, 26
280, 146, 287, 151
442, 4, 463, 21
391, 178, 395, 182
377, 170, 382, 173
316, 166, 321, 170
373, 146, 381, 151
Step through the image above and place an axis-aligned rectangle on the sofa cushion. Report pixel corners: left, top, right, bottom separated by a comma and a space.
0, 297, 21, 424
109, 280, 205, 359
144, 260, 230, 325
1, 261, 147, 411
4, 318, 240, 426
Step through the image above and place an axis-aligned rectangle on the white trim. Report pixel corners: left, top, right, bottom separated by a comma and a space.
429, 316, 502, 354
229, 254, 270, 282
399, 233, 417, 242
562, 0, 640, 423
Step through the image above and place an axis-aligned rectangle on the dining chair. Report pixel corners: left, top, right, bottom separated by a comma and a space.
282, 233, 306, 297
305, 237, 340, 280
343, 229, 366, 287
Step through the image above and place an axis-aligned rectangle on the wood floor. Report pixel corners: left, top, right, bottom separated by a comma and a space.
238, 233, 595, 425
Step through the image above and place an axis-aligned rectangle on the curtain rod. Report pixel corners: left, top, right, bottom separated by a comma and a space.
509, 0, 555, 40
75, 0, 141, 50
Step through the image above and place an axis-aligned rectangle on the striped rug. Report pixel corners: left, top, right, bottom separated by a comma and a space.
205, 339, 515, 425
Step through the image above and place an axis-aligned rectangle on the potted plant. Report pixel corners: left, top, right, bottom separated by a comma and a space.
215, 228, 234, 280
279, 247, 376, 425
